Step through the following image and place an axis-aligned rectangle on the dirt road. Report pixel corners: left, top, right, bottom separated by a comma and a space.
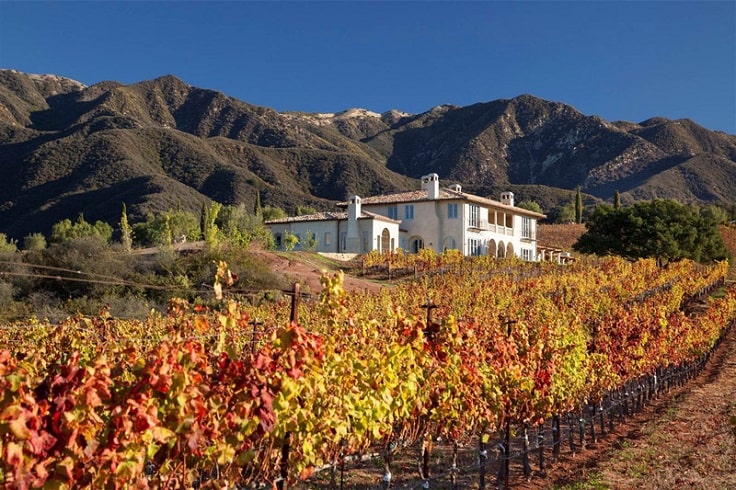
550, 324, 736, 489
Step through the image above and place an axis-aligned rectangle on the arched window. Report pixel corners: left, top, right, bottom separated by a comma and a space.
506, 242, 514, 258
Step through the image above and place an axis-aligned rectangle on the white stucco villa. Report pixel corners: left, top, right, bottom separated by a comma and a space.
265, 174, 547, 261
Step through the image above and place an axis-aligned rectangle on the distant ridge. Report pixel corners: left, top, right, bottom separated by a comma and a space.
1, 69, 734, 239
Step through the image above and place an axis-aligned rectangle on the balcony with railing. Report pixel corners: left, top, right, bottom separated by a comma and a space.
467, 219, 514, 236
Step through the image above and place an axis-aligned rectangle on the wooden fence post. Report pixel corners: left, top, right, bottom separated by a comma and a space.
290, 283, 300, 324
478, 435, 488, 489
276, 432, 290, 490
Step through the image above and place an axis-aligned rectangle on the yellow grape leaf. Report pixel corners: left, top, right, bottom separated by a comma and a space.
8, 409, 31, 440
236, 449, 256, 465
217, 444, 236, 465
302, 439, 313, 456
193, 316, 209, 334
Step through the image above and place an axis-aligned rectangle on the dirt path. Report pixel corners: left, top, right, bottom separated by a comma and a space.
252, 250, 388, 295
547, 325, 736, 489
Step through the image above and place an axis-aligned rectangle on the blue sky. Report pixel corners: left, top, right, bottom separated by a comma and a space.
1, 1, 734, 133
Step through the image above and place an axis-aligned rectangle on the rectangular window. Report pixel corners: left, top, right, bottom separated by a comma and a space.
468, 238, 481, 256
324, 232, 331, 245
521, 248, 533, 261
469, 205, 480, 228
405, 205, 414, 220
448, 203, 458, 219
388, 206, 398, 220
521, 217, 533, 239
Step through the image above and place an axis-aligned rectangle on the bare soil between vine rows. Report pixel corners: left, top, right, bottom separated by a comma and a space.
297, 324, 736, 489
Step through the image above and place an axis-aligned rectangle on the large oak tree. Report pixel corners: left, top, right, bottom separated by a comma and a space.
573, 200, 730, 265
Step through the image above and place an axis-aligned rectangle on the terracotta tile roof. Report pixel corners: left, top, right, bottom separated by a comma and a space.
337, 187, 546, 219
265, 212, 347, 224
265, 211, 400, 225
361, 211, 402, 224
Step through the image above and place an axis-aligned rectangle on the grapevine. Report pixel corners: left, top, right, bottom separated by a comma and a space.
1, 256, 734, 488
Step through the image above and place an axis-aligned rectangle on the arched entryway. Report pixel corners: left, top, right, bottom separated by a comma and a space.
443, 236, 457, 251
487, 239, 497, 257
497, 241, 506, 259
380, 228, 391, 253
409, 236, 424, 253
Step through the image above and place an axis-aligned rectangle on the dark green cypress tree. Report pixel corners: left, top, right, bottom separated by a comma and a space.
575, 186, 583, 224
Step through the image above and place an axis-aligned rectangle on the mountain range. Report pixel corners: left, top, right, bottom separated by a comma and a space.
1, 68, 735, 240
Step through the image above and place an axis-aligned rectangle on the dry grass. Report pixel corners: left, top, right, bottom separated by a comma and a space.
537, 224, 586, 251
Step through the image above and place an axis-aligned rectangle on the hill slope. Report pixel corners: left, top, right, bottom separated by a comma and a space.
1, 69, 735, 239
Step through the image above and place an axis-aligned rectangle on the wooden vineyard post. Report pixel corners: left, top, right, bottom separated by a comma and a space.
249, 318, 263, 355
552, 415, 561, 462
537, 431, 545, 475
419, 435, 432, 489
522, 425, 531, 480
381, 441, 393, 490
567, 414, 576, 455
478, 435, 488, 489
339, 439, 347, 490
421, 299, 439, 327
504, 425, 511, 490
588, 405, 596, 443
450, 439, 459, 490
500, 316, 517, 489
277, 284, 300, 490
578, 408, 586, 450
609, 397, 615, 432
495, 430, 510, 490
277, 432, 290, 490
290, 283, 300, 324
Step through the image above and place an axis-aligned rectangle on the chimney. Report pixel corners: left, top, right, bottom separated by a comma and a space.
421, 173, 440, 200
501, 191, 514, 207
348, 195, 361, 222
346, 196, 361, 252
449, 183, 462, 193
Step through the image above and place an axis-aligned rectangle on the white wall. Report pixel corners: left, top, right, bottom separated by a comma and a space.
268, 220, 341, 253
362, 199, 539, 260
268, 218, 399, 254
